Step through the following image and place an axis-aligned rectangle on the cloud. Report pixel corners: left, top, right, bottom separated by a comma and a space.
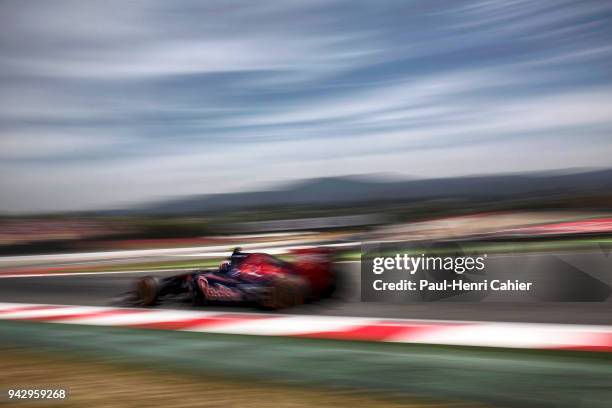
1, 0, 612, 212
0, 130, 122, 160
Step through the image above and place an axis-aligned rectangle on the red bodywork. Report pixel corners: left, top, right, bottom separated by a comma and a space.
290, 248, 335, 297
236, 248, 335, 298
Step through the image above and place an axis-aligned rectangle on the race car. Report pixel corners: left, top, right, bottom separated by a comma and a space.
132, 247, 336, 310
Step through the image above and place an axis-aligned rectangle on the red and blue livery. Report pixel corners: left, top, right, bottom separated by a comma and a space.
133, 247, 336, 310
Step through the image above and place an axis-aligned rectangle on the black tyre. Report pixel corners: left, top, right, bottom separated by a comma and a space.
261, 276, 306, 310
190, 276, 207, 306
135, 276, 159, 306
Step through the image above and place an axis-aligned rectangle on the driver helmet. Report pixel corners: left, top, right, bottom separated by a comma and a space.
219, 260, 231, 273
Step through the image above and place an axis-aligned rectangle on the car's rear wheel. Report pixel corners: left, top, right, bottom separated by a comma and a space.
261, 276, 306, 310
321, 268, 339, 299
135, 276, 159, 306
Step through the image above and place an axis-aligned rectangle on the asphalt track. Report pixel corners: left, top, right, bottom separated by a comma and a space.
1, 254, 611, 324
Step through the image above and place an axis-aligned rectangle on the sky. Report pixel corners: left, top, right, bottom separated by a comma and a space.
1, 0, 612, 213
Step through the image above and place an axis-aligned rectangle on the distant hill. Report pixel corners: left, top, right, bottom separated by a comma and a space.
117, 168, 612, 215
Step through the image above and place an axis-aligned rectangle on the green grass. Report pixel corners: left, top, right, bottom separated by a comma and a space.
21, 236, 612, 274
1, 320, 610, 408
353, 237, 612, 258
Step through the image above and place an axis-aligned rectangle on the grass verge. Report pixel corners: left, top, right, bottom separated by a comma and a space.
1, 320, 610, 408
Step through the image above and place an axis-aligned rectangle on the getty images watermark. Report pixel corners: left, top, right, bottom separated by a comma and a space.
360, 241, 612, 302
371, 253, 532, 292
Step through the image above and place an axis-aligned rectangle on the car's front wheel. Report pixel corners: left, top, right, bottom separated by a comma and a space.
190, 275, 208, 306
135, 276, 159, 306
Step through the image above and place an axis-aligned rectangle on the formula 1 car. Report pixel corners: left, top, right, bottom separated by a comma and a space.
132, 247, 336, 310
